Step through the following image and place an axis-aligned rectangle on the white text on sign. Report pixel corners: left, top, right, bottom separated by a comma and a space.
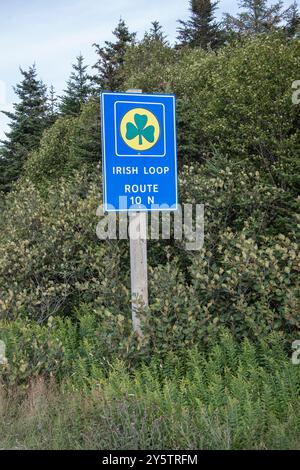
112, 166, 170, 175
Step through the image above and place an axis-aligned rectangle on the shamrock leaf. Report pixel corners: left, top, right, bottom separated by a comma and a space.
142, 125, 155, 143
126, 113, 155, 146
134, 113, 148, 132
126, 122, 139, 140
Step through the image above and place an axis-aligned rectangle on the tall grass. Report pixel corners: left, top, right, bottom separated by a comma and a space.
1, 331, 300, 450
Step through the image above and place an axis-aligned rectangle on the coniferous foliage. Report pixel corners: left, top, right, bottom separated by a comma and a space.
145, 21, 169, 45
123, 22, 174, 92
177, 0, 222, 49
92, 19, 136, 91
0, 65, 48, 192
59, 54, 91, 116
284, 1, 300, 38
223, 0, 296, 36
47, 85, 59, 125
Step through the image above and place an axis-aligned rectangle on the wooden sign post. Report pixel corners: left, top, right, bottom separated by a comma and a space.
129, 211, 148, 337
126, 89, 148, 337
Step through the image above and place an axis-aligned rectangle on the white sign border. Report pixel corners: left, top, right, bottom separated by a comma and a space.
114, 101, 166, 157
101, 92, 178, 213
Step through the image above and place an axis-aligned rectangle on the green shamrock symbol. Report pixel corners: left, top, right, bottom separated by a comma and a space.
126, 113, 155, 146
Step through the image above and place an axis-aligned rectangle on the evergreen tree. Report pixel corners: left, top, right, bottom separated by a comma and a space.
122, 22, 174, 92
223, 0, 293, 36
92, 19, 136, 91
47, 85, 59, 125
59, 54, 91, 116
0, 64, 48, 192
145, 21, 168, 45
284, 1, 300, 38
177, 0, 222, 49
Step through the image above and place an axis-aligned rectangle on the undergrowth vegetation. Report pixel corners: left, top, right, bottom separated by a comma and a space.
1, 331, 299, 450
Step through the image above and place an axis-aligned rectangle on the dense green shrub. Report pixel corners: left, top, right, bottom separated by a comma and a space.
23, 98, 101, 187
0, 170, 129, 321
181, 153, 299, 236
23, 116, 78, 185
0, 155, 299, 345
0, 309, 138, 387
125, 35, 300, 190
123, 39, 177, 92
141, 233, 299, 352
0, 34, 299, 358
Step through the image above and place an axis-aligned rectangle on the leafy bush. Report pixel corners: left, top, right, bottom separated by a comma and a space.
0, 170, 129, 321
123, 39, 177, 93
0, 155, 299, 346
0, 34, 299, 361
139, 233, 299, 353
125, 34, 300, 192
23, 116, 78, 186
23, 98, 101, 187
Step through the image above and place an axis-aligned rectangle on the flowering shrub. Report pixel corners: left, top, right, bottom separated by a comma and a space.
0, 170, 129, 322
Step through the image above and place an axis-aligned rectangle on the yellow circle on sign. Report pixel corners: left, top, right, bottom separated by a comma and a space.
120, 108, 160, 152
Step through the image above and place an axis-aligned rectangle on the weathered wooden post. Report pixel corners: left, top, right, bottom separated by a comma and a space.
129, 210, 148, 337
126, 89, 148, 337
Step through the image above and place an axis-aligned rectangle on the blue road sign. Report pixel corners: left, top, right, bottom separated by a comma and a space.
101, 91, 178, 212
